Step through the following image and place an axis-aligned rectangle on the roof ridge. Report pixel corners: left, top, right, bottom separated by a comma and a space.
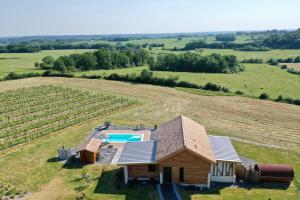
179, 115, 186, 148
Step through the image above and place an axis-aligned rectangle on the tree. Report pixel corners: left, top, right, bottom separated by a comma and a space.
94, 49, 112, 69
53, 58, 67, 73
140, 68, 153, 81
77, 53, 97, 71
42, 56, 55, 66
34, 62, 40, 69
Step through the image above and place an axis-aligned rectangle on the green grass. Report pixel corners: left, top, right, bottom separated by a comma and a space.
0, 49, 94, 78
0, 77, 299, 199
199, 49, 300, 62
75, 63, 300, 99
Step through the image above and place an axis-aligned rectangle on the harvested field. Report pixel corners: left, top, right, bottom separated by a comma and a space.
0, 77, 299, 151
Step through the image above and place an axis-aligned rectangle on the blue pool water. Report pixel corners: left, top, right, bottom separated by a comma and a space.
102, 133, 143, 143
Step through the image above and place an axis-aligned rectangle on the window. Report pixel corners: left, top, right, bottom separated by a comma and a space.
148, 164, 156, 172
179, 167, 184, 182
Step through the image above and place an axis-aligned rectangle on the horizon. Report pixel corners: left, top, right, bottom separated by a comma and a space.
1, 0, 300, 37
0, 28, 297, 39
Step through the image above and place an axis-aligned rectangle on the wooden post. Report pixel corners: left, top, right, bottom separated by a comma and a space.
124, 166, 128, 184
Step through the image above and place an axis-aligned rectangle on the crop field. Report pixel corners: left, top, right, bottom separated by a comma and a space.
0, 85, 134, 150
76, 63, 300, 99
285, 63, 300, 71
0, 49, 94, 78
0, 78, 299, 199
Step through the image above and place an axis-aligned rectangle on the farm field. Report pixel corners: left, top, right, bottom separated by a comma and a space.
0, 85, 134, 150
153, 48, 300, 62
76, 63, 300, 99
0, 49, 94, 78
285, 63, 300, 71
0, 77, 299, 199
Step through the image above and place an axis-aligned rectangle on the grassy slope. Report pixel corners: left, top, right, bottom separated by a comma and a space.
76, 63, 300, 99
0, 78, 299, 200
0, 49, 94, 78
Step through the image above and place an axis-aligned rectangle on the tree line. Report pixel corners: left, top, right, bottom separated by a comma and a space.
215, 34, 236, 42
262, 29, 300, 49
0, 41, 166, 53
35, 48, 152, 73
149, 52, 244, 73
0, 44, 42, 53
181, 40, 270, 51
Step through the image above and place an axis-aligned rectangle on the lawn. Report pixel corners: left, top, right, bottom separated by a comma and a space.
0, 49, 94, 78
0, 77, 299, 199
76, 63, 300, 99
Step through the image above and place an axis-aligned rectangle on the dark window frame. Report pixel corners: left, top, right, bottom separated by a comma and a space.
148, 164, 156, 172
179, 167, 184, 182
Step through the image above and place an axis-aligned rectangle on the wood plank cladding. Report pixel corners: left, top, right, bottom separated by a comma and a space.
128, 164, 159, 179
80, 150, 97, 163
159, 150, 211, 184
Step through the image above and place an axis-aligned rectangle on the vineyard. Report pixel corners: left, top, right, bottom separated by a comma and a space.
0, 85, 135, 150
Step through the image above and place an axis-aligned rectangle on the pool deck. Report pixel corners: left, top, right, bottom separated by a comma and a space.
99, 129, 152, 164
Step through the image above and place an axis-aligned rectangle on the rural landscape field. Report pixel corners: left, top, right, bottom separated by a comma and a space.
0, 0, 300, 200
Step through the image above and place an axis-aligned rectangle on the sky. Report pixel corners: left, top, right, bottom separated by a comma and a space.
0, 0, 300, 36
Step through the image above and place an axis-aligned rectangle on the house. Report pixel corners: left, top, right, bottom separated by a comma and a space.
117, 115, 241, 188
78, 138, 102, 163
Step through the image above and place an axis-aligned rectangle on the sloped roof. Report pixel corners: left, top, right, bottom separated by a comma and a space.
78, 138, 102, 153
156, 115, 216, 163
118, 141, 157, 164
208, 136, 241, 162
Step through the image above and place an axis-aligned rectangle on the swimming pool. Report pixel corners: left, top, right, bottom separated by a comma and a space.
102, 133, 143, 143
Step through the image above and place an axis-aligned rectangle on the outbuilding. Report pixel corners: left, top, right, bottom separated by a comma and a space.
78, 138, 102, 163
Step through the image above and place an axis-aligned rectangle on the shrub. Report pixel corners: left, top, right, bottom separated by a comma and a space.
293, 99, 300, 105
267, 58, 279, 66
221, 87, 230, 93
204, 82, 222, 91
42, 70, 74, 78
4, 72, 41, 80
177, 81, 202, 89
104, 121, 111, 128
280, 65, 288, 69
235, 90, 244, 95
259, 93, 269, 100
276, 95, 284, 102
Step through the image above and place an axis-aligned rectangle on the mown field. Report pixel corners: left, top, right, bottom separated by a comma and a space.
0, 49, 93, 78
0, 77, 299, 200
76, 63, 300, 99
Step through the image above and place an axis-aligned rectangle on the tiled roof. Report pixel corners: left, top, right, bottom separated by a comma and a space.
78, 138, 102, 153
156, 115, 216, 163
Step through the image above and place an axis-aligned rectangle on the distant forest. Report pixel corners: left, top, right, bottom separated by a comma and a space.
182, 29, 300, 51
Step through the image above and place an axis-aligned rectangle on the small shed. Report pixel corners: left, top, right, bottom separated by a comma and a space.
254, 164, 294, 183
78, 138, 102, 163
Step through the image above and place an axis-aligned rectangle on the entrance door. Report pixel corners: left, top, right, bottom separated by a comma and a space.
163, 167, 172, 184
